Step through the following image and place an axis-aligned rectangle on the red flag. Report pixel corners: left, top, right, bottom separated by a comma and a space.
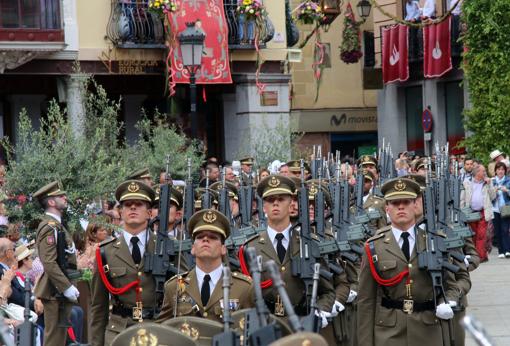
423, 17, 452, 78
382, 25, 409, 84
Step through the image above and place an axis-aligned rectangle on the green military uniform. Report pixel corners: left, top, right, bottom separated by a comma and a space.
90, 180, 157, 346
33, 182, 78, 346
242, 175, 337, 324
157, 209, 255, 323
357, 178, 460, 346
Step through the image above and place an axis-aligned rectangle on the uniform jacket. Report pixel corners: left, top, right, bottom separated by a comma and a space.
460, 180, 496, 221
90, 231, 157, 346
357, 226, 460, 346
244, 230, 337, 316
157, 267, 254, 323
34, 215, 77, 300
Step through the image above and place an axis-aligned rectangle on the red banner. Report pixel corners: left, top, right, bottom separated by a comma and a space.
167, 0, 232, 91
382, 25, 409, 84
423, 17, 452, 78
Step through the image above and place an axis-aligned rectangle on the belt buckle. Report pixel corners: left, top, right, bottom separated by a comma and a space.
133, 302, 143, 322
403, 299, 414, 314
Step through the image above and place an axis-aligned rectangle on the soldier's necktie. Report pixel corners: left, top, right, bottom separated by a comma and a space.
401, 232, 410, 261
131, 236, 141, 265
201, 274, 211, 307
275, 233, 286, 263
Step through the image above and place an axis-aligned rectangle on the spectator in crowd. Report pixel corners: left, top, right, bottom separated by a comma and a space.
421, 0, 436, 20
77, 222, 108, 272
488, 150, 506, 177
460, 164, 496, 262
395, 158, 410, 176
0, 237, 17, 273
200, 162, 220, 187
405, 0, 421, 22
258, 168, 270, 181
279, 163, 290, 176
491, 162, 510, 258
6, 224, 22, 246
460, 157, 474, 182
224, 165, 236, 183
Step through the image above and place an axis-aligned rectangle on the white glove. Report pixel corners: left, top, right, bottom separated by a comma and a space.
315, 310, 329, 329
347, 290, 358, 303
333, 300, 345, 313
435, 303, 454, 320
448, 300, 458, 308
464, 255, 471, 267
63, 285, 80, 302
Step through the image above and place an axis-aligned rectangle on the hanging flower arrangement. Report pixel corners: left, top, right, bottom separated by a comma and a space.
236, 0, 267, 21
294, 1, 325, 25
339, 3, 362, 64
148, 0, 178, 18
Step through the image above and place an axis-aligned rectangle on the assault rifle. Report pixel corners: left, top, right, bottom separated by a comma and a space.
182, 158, 195, 228
212, 266, 240, 346
202, 169, 213, 210
15, 278, 36, 346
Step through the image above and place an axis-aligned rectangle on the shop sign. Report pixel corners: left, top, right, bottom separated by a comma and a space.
292, 109, 377, 132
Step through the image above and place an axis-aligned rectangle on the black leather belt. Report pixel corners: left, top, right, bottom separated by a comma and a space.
111, 305, 155, 320
381, 297, 435, 313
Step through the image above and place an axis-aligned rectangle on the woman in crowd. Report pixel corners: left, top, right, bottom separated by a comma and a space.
492, 161, 510, 258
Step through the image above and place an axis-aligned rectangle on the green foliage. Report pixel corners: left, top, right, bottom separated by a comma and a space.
461, 0, 510, 162
339, 4, 363, 64
1, 78, 201, 233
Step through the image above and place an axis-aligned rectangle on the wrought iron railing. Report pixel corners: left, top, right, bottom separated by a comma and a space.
106, 0, 165, 48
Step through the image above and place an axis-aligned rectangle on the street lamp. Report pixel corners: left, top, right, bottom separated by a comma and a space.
356, 0, 372, 20
178, 21, 206, 138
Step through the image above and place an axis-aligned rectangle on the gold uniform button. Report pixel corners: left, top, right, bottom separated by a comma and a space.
138, 272, 142, 276
281, 266, 286, 272
233, 272, 238, 276
111, 325, 115, 328
410, 280, 414, 284
203, 312, 208, 317
408, 264, 413, 268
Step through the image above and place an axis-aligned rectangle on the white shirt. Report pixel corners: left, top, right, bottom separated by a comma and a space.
267, 224, 292, 252
421, 0, 436, 18
196, 264, 223, 298
363, 194, 369, 204
405, 1, 420, 21
449, 0, 462, 15
122, 230, 148, 259
391, 226, 416, 259
45, 212, 61, 223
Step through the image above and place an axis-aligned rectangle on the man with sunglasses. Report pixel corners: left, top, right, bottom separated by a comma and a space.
157, 209, 253, 322
357, 178, 459, 346
33, 181, 79, 346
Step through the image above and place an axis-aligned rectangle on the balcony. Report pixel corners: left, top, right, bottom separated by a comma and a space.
0, 0, 64, 43
106, 0, 274, 49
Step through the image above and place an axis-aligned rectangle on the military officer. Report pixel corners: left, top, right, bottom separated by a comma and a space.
90, 180, 157, 346
240, 175, 338, 329
157, 209, 254, 323
357, 155, 380, 186
33, 181, 79, 346
210, 181, 240, 218
286, 160, 311, 179
361, 170, 387, 231
240, 157, 255, 184
357, 178, 459, 346
127, 167, 154, 186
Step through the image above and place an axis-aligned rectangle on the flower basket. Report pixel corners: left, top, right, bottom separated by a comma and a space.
236, 0, 267, 21
148, 0, 178, 19
294, 1, 325, 26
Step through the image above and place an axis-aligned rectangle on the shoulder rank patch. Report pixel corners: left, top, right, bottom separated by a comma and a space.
99, 237, 116, 247
47, 221, 57, 226
232, 271, 253, 283
244, 234, 259, 244
46, 235, 55, 245
367, 232, 385, 243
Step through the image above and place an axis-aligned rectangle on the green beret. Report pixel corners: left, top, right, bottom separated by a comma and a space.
188, 209, 230, 239
257, 175, 296, 199
115, 180, 155, 203
381, 178, 420, 201
33, 181, 66, 202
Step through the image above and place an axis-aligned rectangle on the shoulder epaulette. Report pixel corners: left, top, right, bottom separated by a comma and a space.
168, 271, 189, 282
232, 271, 252, 283
244, 234, 259, 244
367, 231, 386, 243
99, 237, 117, 247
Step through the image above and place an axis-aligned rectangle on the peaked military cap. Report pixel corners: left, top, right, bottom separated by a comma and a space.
289, 176, 301, 195
188, 209, 230, 240
115, 180, 155, 203
257, 175, 296, 199
240, 157, 255, 166
268, 332, 328, 346
163, 316, 223, 346
126, 167, 152, 181
286, 160, 311, 173
357, 155, 378, 167
33, 181, 66, 202
381, 178, 420, 201
194, 188, 219, 209
111, 322, 195, 346
401, 174, 426, 191
413, 157, 435, 172
152, 184, 183, 208
209, 181, 238, 200
307, 180, 332, 207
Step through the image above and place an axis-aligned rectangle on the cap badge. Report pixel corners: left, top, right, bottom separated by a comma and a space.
179, 322, 199, 341
203, 211, 217, 223
363, 156, 370, 162
128, 182, 140, 193
129, 328, 158, 346
268, 176, 280, 188
309, 185, 318, 196
395, 180, 406, 191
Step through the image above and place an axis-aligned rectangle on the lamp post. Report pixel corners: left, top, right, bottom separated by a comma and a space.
178, 21, 206, 138
356, 0, 372, 20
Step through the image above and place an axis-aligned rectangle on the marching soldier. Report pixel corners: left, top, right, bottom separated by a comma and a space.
90, 180, 157, 346
151, 185, 185, 238
210, 181, 240, 221
127, 167, 154, 186
357, 155, 380, 186
361, 170, 387, 231
157, 209, 254, 322
239, 175, 339, 330
286, 160, 311, 179
33, 181, 79, 346
357, 178, 459, 346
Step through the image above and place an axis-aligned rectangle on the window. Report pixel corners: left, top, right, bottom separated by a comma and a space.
445, 81, 465, 154
405, 86, 424, 153
0, 0, 61, 29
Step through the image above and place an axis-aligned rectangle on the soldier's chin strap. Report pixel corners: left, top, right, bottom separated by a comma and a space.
364, 242, 409, 286
238, 246, 273, 289
95, 247, 140, 295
